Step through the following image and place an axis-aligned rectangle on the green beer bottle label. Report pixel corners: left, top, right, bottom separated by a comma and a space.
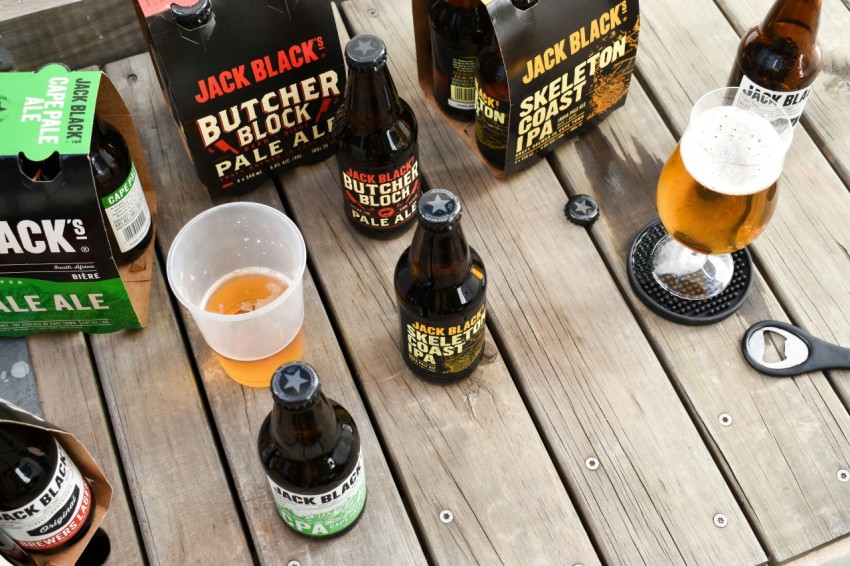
267, 450, 366, 537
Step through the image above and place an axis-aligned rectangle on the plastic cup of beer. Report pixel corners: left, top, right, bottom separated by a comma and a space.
166, 203, 306, 387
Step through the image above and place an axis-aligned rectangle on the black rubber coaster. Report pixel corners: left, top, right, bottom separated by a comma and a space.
627, 220, 753, 325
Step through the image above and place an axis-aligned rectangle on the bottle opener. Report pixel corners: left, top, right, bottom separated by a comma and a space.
742, 320, 850, 377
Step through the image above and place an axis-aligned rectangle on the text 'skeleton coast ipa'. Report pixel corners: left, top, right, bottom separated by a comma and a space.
429, 0, 493, 121
394, 189, 487, 382
334, 35, 423, 238
0, 424, 95, 554
258, 362, 366, 538
728, 0, 822, 127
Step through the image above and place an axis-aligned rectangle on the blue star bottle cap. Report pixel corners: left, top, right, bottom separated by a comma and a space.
345, 34, 388, 72
271, 362, 321, 411
565, 194, 600, 226
419, 188, 461, 227
171, 0, 213, 28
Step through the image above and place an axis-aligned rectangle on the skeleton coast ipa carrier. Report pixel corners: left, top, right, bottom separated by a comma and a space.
89, 117, 154, 266
394, 189, 487, 382
0, 424, 95, 555
429, 0, 493, 121
258, 362, 366, 538
728, 0, 822, 127
334, 35, 423, 238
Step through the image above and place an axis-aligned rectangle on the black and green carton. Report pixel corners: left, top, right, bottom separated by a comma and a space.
0, 65, 157, 336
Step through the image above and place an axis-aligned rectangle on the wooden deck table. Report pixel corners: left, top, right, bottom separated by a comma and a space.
2, 0, 850, 564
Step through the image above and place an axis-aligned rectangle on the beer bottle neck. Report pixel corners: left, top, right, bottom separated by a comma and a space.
270, 394, 339, 456
409, 223, 471, 287
344, 66, 403, 131
762, 0, 821, 46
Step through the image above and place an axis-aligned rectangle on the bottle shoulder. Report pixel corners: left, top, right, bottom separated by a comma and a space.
335, 102, 419, 165
735, 24, 821, 89
395, 249, 487, 315
429, 2, 493, 43
259, 406, 360, 492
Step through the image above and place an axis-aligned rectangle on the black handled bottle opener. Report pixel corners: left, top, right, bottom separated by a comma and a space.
743, 320, 850, 377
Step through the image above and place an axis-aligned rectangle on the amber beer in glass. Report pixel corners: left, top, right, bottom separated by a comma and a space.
652, 87, 792, 300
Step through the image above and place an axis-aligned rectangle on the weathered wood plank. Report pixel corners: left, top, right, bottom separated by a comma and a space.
89, 258, 253, 564
714, 0, 850, 191
0, 0, 145, 71
27, 332, 145, 564
590, 0, 850, 560
551, 76, 850, 563
294, 1, 766, 564
103, 53, 427, 565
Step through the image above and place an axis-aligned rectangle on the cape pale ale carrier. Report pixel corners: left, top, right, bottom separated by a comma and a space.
0, 65, 157, 337
414, 0, 640, 176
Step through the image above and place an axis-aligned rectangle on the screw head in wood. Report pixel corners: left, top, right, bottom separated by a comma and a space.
585, 457, 600, 471
719, 413, 733, 426
713, 514, 728, 528
838, 469, 849, 483
440, 509, 454, 524
287, 561, 301, 566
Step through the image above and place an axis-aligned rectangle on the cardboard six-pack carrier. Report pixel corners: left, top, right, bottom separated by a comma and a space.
414, 0, 640, 176
0, 65, 157, 337
0, 399, 113, 566
134, 0, 346, 196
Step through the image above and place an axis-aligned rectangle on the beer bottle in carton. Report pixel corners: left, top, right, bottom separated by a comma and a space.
0, 424, 95, 554
394, 189, 487, 382
474, 0, 537, 168
429, 0, 493, 121
334, 34, 423, 239
728, 0, 822, 127
89, 117, 154, 265
258, 362, 367, 538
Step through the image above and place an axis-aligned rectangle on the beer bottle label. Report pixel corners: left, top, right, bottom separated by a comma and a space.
403, 303, 486, 378
733, 75, 816, 127
433, 37, 478, 111
339, 154, 422, 232
0, 440, 93, 551
100, 162, 152, 253
267, 450, 366, 537
475, 80, 509, 152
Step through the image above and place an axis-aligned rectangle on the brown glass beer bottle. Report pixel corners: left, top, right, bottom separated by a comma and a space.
429, 0, 493, 121
334, 34, 423, 239
474, 0, 536, 168
394, 189, 487, 383
258, 362, 366, 538
89, 118, 154, 265
0, 424, 95, 554
728, 0, 822, 127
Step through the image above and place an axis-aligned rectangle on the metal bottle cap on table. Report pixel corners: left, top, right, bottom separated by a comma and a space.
565, 194, 600, 226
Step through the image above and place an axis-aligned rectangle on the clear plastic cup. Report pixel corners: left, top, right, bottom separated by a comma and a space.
166, 202, 306, 387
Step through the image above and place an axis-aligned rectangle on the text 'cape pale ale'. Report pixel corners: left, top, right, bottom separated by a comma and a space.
656, 105, 787, 255
394, 189, 487, 382
728, 0, 822, 127
429, 0, 493, 121
0, 424, 95, 555
474, 0, 537, 168
258, 362, 366, 538
334, 35, 423, 238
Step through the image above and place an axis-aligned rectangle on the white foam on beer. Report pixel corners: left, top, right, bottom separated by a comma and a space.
680, 106, 786, 196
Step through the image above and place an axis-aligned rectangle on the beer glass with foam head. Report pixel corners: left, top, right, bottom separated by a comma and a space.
652, 87, 793, 300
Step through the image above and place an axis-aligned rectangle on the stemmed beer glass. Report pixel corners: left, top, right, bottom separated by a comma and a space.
652, 87, 793, 300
